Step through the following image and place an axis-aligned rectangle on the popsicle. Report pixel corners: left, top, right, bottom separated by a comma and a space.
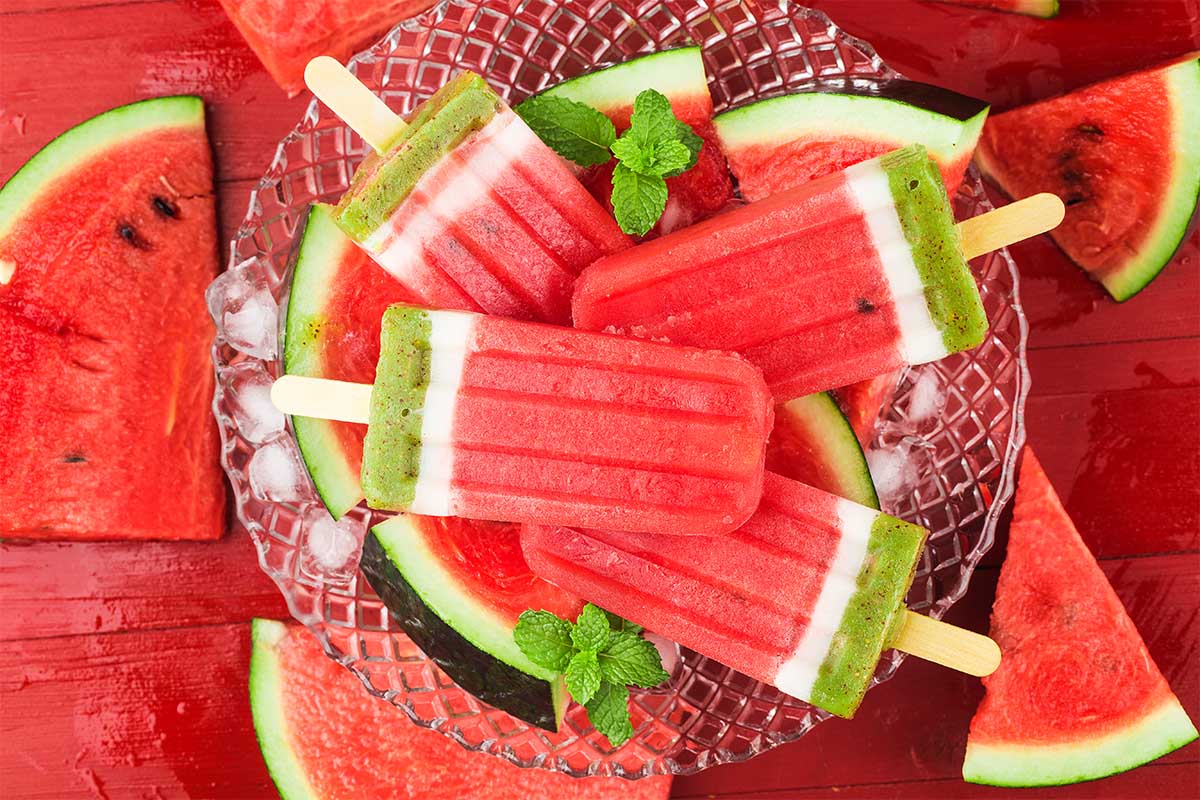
573, 145, 1061, 400
307, 58, 629, 325
271, 304, 774, 535
521, 472, 1001, 718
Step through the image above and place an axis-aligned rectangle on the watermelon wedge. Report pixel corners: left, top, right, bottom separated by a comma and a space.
360, 515, 582, 730
0, 97, 224, 541
976, 56, 1200, 300
523, 47, 734, 236
766, 392, 879, 509
714, 80, 989, 199
282, 203, 414, 517
963, 449, 1198, 786
218, 0, 434, 96
928, 0, 1060, 17
250, 619, 673, 799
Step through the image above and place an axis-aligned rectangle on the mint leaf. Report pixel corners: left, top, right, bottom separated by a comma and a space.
513, 610, 575, 672
650, 139, 691, 177
598, 629, 671, 688
585, 682, 635, 747
565, 649, 602, 706
517, 95, 616, 167
609, 133, 653, 174
665, 121, 703, 178
611, 163, 667, 236
627, 89, 678, 152
603, 610, 642, 635
571, 603, 611, 653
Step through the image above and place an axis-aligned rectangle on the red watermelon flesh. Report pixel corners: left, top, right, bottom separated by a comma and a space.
928, 0, 1060, 18
0, 97, 224, 541
975, 57, 1200, 301
832, 371, 900, 447
218, 0, 435, 96
962, 449, 1198, 786
250, 619, 674, 799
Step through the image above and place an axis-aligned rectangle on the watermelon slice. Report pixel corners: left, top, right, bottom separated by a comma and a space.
360, 514, 582, 730
0, 97, 224, 541
714, 80, 989, 199
250, 619, 673, 799
832, 372, 900, 448
976, 56, 1200, 300
766, 392, 879, 509
963, 449, 1198, 786
928, 0, 1060, 17
282, 203, 414, 517
217, 0, 434, 96
523, 47, 734, 236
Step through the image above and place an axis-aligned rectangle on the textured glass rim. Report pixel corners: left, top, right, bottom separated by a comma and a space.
214, 0, 1030, 777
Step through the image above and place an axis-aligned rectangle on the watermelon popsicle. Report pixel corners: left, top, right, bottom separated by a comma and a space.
573, 145, 1045, 400
271, 304, 774, 535
307, 58, 628, 325
521, 472, 1002, 718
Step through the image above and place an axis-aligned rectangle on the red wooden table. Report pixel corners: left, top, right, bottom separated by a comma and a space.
1, 1, 1198, 797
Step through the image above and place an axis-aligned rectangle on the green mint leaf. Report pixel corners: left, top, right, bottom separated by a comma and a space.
611, 163, 667, 236
650, 139, 691, 177
571, 604, 611, 652
627, 89, 679, 153
564, 650, 602, 706
609, 133, 653, 173
584, 682, 635, 747
513, 610, 576, 672
603, 610, 642, 635
664, 121, 703, 178
598, 629, 671, 688
516, 95, 616, 167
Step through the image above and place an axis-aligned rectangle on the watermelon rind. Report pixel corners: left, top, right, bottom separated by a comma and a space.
529, 46, 707, 112
0, 96, 204, 245
1101, 59, 1200, 300
714, 84, 988, 184
963, 695, 1198, 786
770, 392, 880, 509
282, 204, 367, 518
360, 517, 569, 731
249, 619, 320, 800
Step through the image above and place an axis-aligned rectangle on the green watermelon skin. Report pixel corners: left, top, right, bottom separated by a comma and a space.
976, 57, 1200, 301
766, 392, 879, 509
249, 619, 674, 799
0, 97, 224, 541
963, 449, 1198, 786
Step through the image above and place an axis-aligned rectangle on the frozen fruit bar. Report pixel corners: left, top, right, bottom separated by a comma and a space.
335, 72, 629, 325
521, 472, 927, 718
573, 145, 988, 400
361, 304, 773, 535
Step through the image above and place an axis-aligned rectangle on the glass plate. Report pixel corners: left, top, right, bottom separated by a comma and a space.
209, 0, 1028, 778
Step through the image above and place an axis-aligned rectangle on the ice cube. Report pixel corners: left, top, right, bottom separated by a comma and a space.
247, 438, 311, 504
206, 259, 278, 359
299, 507, 366, 583
223, 361, 284, 444
867, 437, 933, 515
905, 369, 945, 428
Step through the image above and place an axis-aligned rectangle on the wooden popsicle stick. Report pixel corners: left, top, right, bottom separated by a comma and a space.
892, 609, 1001, 677
271, 375, 372, 424
956, 192, 1065, 260
304, 56, 407, 154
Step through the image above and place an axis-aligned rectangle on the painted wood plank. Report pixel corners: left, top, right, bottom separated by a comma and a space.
0, 532, 287, 641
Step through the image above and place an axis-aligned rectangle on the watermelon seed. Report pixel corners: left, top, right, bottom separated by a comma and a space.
908, 179, 918, 190
62, 453, 88, 463
117, 222, 150, 250
152, 196, 180, 219
856, 298, 876, 314
1077, 123, 1104, 138
1065, 194, 1086, 207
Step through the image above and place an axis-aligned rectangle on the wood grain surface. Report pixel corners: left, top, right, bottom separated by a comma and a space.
1, 0, 1198, 797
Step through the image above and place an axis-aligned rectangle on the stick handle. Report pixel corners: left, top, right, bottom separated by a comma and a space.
892, 610, 1001, 677
956, 192, 1065, 260
271, 375, 373, 424
304, 56, 407, 154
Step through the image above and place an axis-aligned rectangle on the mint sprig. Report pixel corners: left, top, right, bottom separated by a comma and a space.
518, 88, 704, 236
514, 603, 670, 747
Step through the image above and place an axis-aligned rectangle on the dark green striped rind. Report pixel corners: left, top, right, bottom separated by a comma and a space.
881, 145, 988, 355
335, 71, 503, 241
360, 305, 432, 510
808, 513, 927, 718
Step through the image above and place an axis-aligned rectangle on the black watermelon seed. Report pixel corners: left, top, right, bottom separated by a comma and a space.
152, 195, 180, 219
117, 222, 150, 249
1078, 123, 1104, 137
856, 297, 876, 314
62, 453, 88, 463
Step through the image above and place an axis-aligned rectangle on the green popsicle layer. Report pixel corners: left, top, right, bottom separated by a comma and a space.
808, 512, 927, 718
881, 144, 989, 355
335, 71, 503, 242
360, 305, 433, 510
